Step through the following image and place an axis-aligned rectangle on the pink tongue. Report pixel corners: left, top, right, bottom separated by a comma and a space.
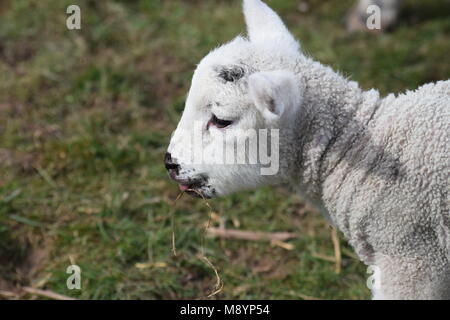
179, 184, 189, 191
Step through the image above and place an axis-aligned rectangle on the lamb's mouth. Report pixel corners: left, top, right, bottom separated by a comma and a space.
175, 178, 210, 199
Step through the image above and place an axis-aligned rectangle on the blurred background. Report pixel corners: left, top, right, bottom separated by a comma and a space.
0, 0, 449, 300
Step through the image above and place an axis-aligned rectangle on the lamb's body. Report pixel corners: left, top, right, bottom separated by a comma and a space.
323, 80, 449, 265
285, 56, 450, 299
167, 0, 450, 299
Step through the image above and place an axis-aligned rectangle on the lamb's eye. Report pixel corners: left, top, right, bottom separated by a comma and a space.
208, 114, 233, 129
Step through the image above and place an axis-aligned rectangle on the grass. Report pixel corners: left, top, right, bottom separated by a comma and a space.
0, 0, 449, 300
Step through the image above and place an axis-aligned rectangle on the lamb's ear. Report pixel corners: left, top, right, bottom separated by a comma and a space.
249, 71, 304, 122
243, 0, 299, 51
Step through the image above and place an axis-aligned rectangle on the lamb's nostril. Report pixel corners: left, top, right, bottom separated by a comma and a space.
164, 152, 172, 166
164, 152, 180, 172
166, 163, 180, 171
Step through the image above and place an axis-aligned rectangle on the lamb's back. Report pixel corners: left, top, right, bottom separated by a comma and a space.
366, 80, 449, 260
329, 80, 449, 264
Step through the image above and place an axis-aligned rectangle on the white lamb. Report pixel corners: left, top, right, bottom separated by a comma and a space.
165, 0, 450, 299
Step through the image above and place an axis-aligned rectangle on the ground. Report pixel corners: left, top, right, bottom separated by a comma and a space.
0, 0, 449, 299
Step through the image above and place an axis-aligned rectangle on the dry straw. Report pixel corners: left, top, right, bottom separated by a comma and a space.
173, 189, 224, 299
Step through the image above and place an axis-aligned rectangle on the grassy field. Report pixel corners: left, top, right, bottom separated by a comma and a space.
0, 0, 449, 300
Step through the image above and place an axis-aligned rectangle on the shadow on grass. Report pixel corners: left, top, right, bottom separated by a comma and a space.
400, 0, 450, 25
0, 227, 30, 290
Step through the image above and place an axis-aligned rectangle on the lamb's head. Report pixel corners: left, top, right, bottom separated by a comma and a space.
166, 0, 305, 198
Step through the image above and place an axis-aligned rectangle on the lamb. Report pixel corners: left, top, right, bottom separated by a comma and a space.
346, 0, 402, 32
165, 0, 450, 299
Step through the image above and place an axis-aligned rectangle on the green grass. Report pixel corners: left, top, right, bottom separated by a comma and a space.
0, 0, 449, 300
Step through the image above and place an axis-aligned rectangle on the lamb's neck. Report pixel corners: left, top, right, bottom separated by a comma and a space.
289, 57, 381, 199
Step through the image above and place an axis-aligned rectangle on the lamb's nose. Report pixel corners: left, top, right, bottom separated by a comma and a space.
164, 152, 179, 173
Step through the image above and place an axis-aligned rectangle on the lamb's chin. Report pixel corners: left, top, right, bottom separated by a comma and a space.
181, 185, 216, 199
